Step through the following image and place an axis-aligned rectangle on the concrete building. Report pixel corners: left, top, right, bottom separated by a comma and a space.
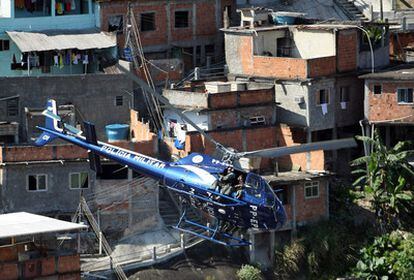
360, 64, 414, 146
0, 0, 116, 77
222, 11, 391, 171
0, 212, 86, 280
98, 0, 237, 71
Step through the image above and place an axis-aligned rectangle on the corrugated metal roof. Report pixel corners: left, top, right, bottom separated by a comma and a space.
0, 212, 87, 239
6, 31, 116, 52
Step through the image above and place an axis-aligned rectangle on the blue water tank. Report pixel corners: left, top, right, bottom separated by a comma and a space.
105, 124, 130, 141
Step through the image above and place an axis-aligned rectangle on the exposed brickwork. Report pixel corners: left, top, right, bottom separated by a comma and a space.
389, 31, 414, 60
208, 88, 274, 109
183, 125, 325, 171
337, 30, 358, 72
57, 255, 80, 274
209, 92, 238, 109
235, 35, 336, 79
308, 56, 336, 78
296, 180, 327, 222
367, 81, 414, 122
100, 0, 231, 48
41, 257, 56, 276
0, 139, 157, 163
0, 263, 18, 280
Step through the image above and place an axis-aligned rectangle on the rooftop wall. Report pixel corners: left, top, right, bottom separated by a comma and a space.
225, 33, 337, 80
164, 87, 275, 109
0, 73, 133, 141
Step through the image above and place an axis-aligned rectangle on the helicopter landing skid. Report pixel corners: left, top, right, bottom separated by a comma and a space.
173, 209, 251, 247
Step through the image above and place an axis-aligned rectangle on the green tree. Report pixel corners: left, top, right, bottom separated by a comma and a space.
351, 133, 414, 232
353, 232, 414, 279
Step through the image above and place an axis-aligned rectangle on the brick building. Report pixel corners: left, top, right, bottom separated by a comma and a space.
98, 0, 236, 71
222, 12, 390, 171
360, 65, 414, 146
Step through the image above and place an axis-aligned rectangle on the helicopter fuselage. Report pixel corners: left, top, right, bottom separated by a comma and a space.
37, 126, 286, 232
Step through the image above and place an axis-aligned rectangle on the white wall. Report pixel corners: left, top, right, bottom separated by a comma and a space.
253, 30, 285, 56
163, 109, 209, 132
0, 0, 12, 18
292, 29, 336, 59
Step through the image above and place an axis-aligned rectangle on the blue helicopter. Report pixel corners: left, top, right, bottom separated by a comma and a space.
35, 98, 356, 246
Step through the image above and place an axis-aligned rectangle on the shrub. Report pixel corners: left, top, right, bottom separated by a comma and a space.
236, 264, 263, 280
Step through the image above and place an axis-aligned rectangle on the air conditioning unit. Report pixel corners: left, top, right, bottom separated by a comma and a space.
294, 96, 304, 104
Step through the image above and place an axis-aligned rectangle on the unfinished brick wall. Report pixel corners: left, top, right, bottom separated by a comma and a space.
183, 125, 325, 171
389, 31, 414, 60
295, 180, 328, 223
208, 88, 275, 109
367, 81, 414, 122
100, 0, 228, 48
233, 35, 335, 79
0, 140, 157, 163
308, 56, 336, 78
337, 30, 358, 72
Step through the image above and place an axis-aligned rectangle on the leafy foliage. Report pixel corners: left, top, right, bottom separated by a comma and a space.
353, 231, 414, 279
237, 264, 263, 280
351, 133, 414, 232
274, 219, 373, 279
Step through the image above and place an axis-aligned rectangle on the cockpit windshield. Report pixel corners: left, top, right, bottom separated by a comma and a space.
244, 173, 276, 207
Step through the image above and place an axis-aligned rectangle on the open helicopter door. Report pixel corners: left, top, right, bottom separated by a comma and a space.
83, 121, 102, 176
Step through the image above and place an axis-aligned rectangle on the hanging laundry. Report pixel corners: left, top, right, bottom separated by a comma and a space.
340, 101, 347, 110
59, 54, 64, 69
15, 0, 25, 9
25, 0, 34, 13
65, 0, 71, 12
65, 51, 71, 65
71, 0, 76, 10
56, 2, 64, 15
54, 55, 59, 66
82, 54, 89, 65
73, 53, 79, 64
33, 53, 40, 67
321, 103, 328, 115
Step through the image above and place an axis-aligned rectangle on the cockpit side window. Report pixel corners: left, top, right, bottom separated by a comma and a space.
245, 173, 263, 198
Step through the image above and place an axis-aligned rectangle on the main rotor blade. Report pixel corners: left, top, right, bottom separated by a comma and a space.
238, 137, 357, 158
116, 63, 230, 154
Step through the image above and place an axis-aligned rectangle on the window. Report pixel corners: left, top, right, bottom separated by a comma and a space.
7, 99, 18, 117
115, 96, 123, 106
141, 12, 155, 31
27, 174, 47, 191
70, 172, 89, 189
0, 40, 9, 51
317, 89, 329, 105
304, 181, 319, 199
373, 85, 382, 95
340, 86, 350, 102
108, 15, 123, 33
175, 11, 189, 28
249, 116, 266, 126
397, 88, 414, 104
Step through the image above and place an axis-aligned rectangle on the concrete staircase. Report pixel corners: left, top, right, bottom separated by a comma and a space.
159, 187, 207, 243
334, 0, 369, 21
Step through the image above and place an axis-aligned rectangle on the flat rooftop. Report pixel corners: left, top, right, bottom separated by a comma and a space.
263, 171, 330, 185
359, 64, 414, 80
0, 212, 87, 239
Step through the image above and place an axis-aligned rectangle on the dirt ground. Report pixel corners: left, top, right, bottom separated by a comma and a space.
128, 242, 250, 280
